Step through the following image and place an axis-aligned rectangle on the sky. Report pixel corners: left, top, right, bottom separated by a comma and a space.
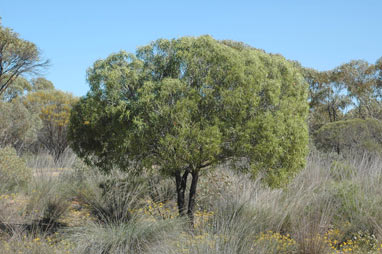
1, 0, 382, 96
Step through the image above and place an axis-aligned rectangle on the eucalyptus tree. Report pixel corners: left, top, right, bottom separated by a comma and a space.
0, 20, 49, 96
301, 67, 350, 132
69, 36, 309, 223
31, 77, 55, 91
335, 60, 378, 119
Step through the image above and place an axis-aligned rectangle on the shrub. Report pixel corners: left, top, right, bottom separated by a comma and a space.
314, 118, 382, 155
0, 146, 31, 192
0, 93, 41, 150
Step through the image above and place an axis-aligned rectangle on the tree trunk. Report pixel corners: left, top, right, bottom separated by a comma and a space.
328, 104, 333, 122
336, 143, 340, 154
175, 170, 189, 216
187, 171, 199, 226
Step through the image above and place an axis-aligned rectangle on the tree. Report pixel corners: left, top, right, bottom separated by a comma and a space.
31, 77, 55, 91
0, 20, 49, 96
69, 36, 309, 224
335, 60, 378, 119
301, 67, 351, 133
24, 89, 77, 161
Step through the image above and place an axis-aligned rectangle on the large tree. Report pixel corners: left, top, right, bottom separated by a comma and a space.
69, 36, 309, 223
0, 20, 49, 96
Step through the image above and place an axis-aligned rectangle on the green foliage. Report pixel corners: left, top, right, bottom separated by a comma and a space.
314, 118, 382, 155
31, 77, 55, 92
69, 35, 308, 183
0, 146, 31, 191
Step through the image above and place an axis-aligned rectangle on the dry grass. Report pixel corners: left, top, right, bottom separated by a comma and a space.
2, 151, 382, 253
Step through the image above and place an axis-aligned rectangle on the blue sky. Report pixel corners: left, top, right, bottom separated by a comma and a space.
2, 0, 382, 96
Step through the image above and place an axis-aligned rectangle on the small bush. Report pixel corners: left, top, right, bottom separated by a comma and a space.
0, 146, 31, 192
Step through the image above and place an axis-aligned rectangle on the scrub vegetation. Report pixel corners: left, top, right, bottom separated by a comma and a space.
1, 19, 382, 253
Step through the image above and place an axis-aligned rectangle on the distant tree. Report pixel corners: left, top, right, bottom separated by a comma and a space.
315, 118, 382, 155
335, 60, 378, 119
31, 77, 54, 91
69, 36, 309, 224
0, 20, 49, 96
24, 90, 77, 161
301, 67, 351, 132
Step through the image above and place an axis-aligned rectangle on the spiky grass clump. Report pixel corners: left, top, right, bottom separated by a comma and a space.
70, 216, 184, 254
74, 170, 147, 224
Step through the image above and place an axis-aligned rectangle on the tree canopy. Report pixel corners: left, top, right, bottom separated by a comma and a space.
69, 36, 309, 222
0, 20, 49, 96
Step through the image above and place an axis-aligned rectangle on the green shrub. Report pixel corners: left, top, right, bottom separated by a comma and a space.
0, 146, 31, 192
